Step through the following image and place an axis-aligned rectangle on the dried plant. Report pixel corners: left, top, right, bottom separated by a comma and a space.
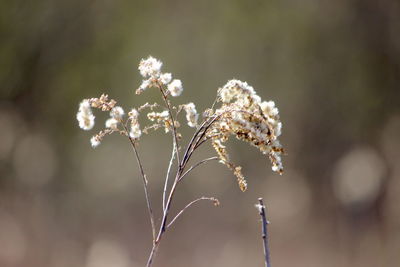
76, 56, 284, 266
256, 198, 272, 267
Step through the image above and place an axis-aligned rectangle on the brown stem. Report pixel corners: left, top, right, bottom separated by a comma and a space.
156, 82, 181, 165
167, 197, 219, 229
180, 114, 221, 169
146, 243, 159, 267
178, 157, 218, 182
145, 170, 181, 267
257, 198, 272, 267
145, 107, 224, 266
123, 124, 156, 242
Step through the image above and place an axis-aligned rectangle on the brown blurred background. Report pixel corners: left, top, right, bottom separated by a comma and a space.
1, 0, 400, 266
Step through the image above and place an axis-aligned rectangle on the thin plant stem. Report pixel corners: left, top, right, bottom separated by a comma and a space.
146, 101, 225, 266
123, 124, 156, 242
146, 244, 158, 267
167, 197, 219, 229
182, 117, 219, 167
257, 198, 272, 267
163, 144, 176, 211
178, 157, 219, 182
156, 82, 181, 165
180, 119, 209, 167
156, 171, 180, 240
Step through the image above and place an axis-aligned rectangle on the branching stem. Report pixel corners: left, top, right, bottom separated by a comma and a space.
178, 157, 218, 182
157, 82, 181, 165
145, 95, 225, 267
167, 197, 219, 229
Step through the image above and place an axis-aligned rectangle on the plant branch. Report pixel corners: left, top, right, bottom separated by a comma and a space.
146, 244, 158, 267
163, 144, 176, 210
146, 112, 224, 266
156, 82, 181, 165
257, 198, 272, 267
123, 124, 156, 242
167, 197, 219, 229
180, 114, 221, 170
178, 157, 219, 182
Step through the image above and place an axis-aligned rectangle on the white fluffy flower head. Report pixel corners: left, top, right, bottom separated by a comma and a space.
160, 73, 172, 85
130, 125, 142, 139
110, 106, 124, 120
138, 56, 162, 78
90, 135, 101, 148
211, 79, 284, 177
77, 100, 95, 130
105, 118, 119, 130
129, 108, 142, 139
184, 103, 198, 128
168, 79, 183, 97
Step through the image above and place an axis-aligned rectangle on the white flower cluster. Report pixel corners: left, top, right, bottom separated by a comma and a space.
211, 79, 284, 174
167, 79, 183, 97
105, 106, 124, 130
147, 110, 171, 133
76, 94, 122, 148
219, 79, 261, 105
129, 109, 141, 139
260, 101, 282, 139
183, 103, 198, 128
147, 110, 169, 122
138, 56, 163, 78
90, 135, 101, 148
77, 100, 95, 130
76, 58, 285, 190
110, 106, 124, 120
136, 56, 183, 97
160, 73, 172, 85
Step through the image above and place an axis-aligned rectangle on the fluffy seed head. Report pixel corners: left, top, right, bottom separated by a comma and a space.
110, 106, 124, 120
77, 100, 95, 130
168, 79, 183, 97
138, 56, 162, 78
183, 103, 198, 128
209, 79, 284, 180
130, 125, 142, 139
105, 118, 119, 130
129, 108, 141, 140
160, 73, 172, 85
90, 135, 101, 148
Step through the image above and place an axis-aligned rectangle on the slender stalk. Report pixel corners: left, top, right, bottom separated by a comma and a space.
167, 197, 219, 229
257, 198, 272, 267
156, 82, 181, 165
163, 144, 176, 210
178, 157, 218, 182
180, 114, 220, 169
180, 119, 209, 167
145, 101, 225, 266
157, 173, 180, 240
123, 124, 156, 242
146, 243, 159, 267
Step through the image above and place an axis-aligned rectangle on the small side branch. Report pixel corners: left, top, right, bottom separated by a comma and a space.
167, 197, 220, 229
178, 157, 219, 182
257, 198, 272, 267
156, 82, 181, 165
163, 144, 176, 210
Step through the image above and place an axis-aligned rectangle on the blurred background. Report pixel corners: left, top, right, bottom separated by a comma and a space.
1, 0, 400, 266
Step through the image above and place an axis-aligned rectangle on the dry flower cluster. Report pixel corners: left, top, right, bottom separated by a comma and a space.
76, 56, 284, 266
